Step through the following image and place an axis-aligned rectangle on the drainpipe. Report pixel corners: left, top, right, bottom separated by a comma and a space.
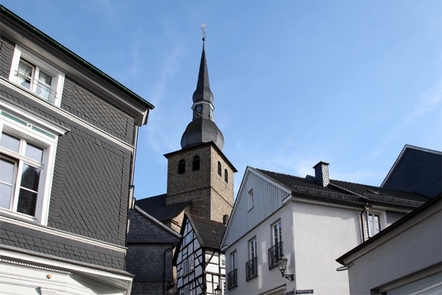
359, 203, 371, 242
163, 246, 174, 295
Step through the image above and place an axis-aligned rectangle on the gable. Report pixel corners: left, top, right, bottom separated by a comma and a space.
222, 167, 291, 248
127, 208, 180, 244
382, 145, 442, 198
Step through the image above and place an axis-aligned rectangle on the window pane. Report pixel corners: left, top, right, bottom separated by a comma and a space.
0, 155, 16, 210
25, 143, 43, 162
35, 70, 53, 100
0, 133, 20, 153
38, 70, 52, 86
20, 164, 40, 192
0, 158, 15, 184
17, 188, 37, 216
16, 60, 33, 89
0, 183, 13, 209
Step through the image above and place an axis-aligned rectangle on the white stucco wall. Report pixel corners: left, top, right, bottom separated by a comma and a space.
291, 200, 361, 295
226, 200, 363, 295
345, 207, 441, 294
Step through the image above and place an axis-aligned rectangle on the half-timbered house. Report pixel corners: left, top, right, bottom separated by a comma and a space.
175, 214, 226, 295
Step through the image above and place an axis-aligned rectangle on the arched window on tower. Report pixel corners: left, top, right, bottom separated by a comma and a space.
192, 155, 200, 171
224, 169, 228, 183
178, 159, 185, 174
218, 161, 222, 176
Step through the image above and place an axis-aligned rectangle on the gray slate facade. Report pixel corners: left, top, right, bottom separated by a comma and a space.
0, 5, 153, 294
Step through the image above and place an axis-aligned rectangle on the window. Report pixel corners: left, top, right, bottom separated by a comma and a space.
246, 238, 258, 281
182, 254, 194, 275
248, 188, 254, 211
0, 108, 63, 224
368, 213, 381, 237
178, 159, 185, 174
192, 155, 200, 171
224, 169, 228, 183
268, 220, 283, 269
9, 46, 65, 106
228, 251, 237, 290
218, 161, 221, 176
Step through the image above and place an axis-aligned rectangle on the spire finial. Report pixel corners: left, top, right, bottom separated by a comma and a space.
201, 23, 207, 42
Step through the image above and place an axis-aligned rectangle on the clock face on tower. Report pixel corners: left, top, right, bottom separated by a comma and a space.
195, 105, 202, 118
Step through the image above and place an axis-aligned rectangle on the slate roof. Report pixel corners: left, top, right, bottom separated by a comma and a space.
136, 194, 192, 222
256, 169, 429, 209
188, 214, 226, 249
382, 145, 442, 198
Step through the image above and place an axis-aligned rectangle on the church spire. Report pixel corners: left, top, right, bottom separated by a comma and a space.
192, 42, 214, 104
180, 30, 224, 150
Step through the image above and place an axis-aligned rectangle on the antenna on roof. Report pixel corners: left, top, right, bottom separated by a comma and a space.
201, 23, 207, 41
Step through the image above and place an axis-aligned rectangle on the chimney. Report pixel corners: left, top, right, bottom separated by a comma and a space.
313, 161, 330, 187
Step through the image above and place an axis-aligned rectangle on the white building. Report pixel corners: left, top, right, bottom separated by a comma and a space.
337, 195, 441, 294
221, 163, 429, 295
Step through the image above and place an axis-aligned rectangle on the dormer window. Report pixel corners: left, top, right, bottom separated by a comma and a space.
178, 159, 185, 174
192, 155, 200, 171
9, 46, 65, 107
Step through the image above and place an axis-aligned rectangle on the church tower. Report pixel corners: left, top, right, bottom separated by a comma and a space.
164, 39, 236, 223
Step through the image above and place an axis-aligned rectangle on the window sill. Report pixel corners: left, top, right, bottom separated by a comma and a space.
0, 208, 38, 224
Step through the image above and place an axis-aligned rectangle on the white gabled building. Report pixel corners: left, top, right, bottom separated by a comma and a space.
175, 214, 227, 295
221, 163, 429, 295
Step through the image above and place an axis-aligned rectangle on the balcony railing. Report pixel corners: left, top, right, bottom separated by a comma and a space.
14, 71, 58, 104
227, 269, 237, 290
245, 257, 258, 281
268, 241, 283, 270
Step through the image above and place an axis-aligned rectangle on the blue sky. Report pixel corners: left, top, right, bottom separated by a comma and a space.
4, 0, 441, 199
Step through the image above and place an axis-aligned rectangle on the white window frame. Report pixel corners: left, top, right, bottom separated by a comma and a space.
248, 237, 257, 260
0, 104, 65, 225
230, 251, 237, 271
271, 220, 282, 246
9, 45, 65, 107
248, 188, 254, 211
368, 212, 382, 237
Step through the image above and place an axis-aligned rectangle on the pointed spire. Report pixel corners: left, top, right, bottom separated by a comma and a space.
180, 32, 225, 150
192, 42, 214, 104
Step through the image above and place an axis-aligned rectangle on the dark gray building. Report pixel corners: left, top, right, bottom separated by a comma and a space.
0, 5, 153, 294
382, 145, 442, 198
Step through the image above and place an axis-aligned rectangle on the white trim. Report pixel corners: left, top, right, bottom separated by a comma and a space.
0, 108, 60, 225
9, 45, 65, 107
0, 215, 128, 253
1, 78, 134, 151
0, 248, 133, 292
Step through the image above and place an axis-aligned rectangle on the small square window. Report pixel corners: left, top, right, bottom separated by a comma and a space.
9, 46, 65, 106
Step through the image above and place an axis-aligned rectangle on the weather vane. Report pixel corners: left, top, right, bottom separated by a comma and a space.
201, 23, 207, 41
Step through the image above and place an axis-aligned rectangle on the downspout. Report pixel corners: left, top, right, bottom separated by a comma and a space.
130, 125, 139, 203
359, 203, 371, 242
163, 246, 175, 295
